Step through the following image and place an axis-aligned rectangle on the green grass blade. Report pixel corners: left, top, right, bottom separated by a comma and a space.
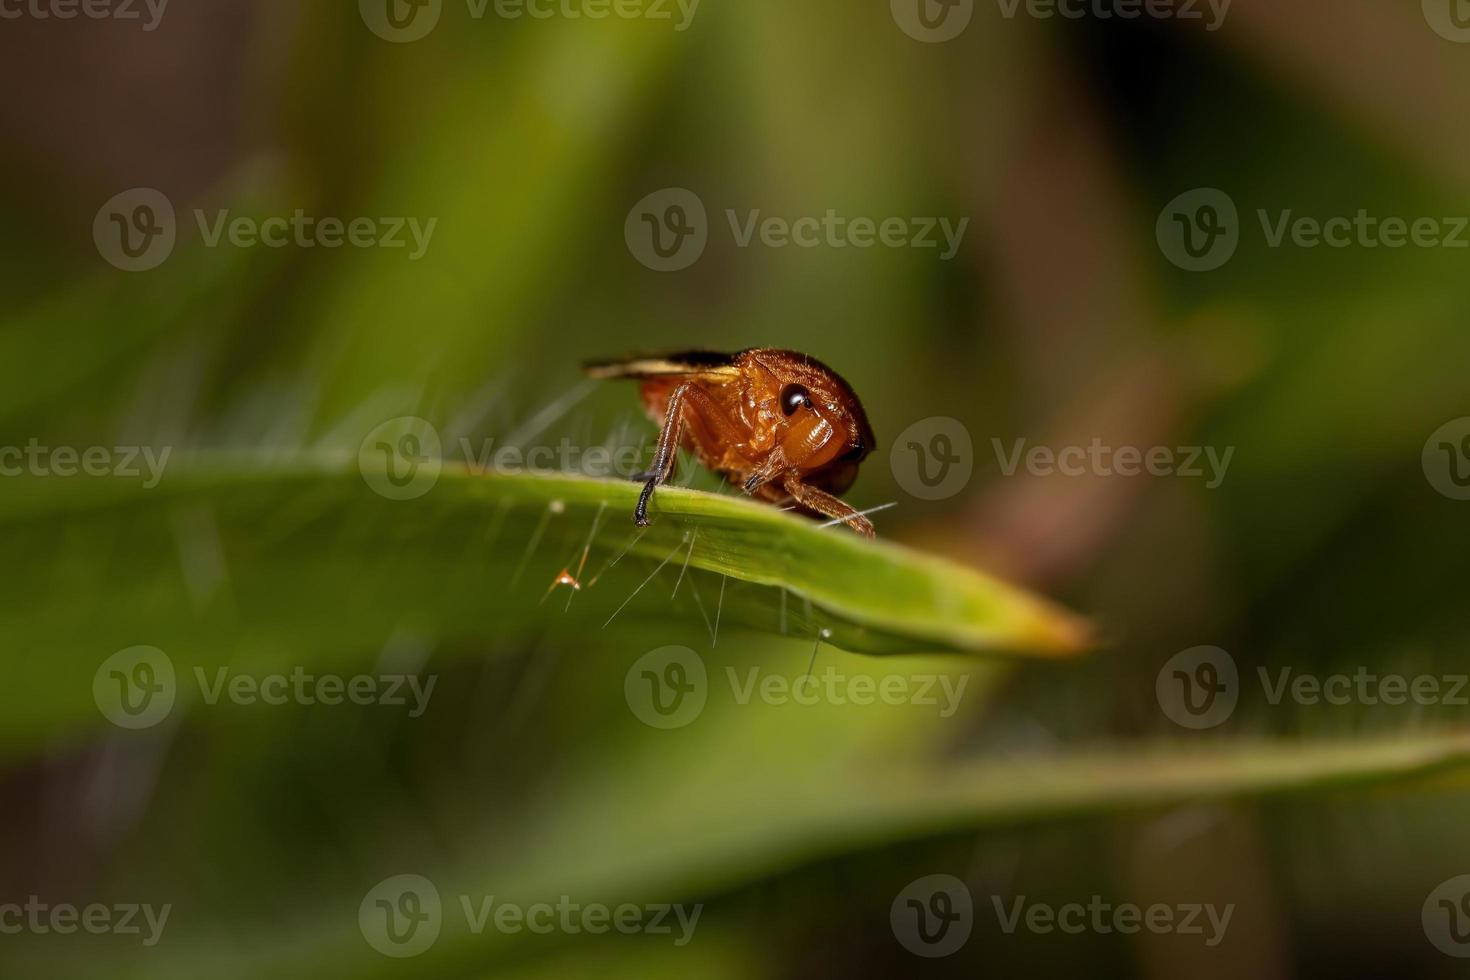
0, 453, 1089, 752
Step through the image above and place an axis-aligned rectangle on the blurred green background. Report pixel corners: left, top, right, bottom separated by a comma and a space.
3, 0, 1470, 976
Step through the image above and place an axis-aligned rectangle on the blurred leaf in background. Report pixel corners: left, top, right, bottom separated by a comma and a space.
2, 0, 1470, 977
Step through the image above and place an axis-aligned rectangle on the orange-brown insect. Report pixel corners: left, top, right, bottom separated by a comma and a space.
584, 348, 878, 537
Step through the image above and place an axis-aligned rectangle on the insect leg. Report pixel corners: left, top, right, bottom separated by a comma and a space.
635, 383, 746, 526
781, 472, 875, 538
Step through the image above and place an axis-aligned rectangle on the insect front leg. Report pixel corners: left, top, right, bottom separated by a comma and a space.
781, 472, 875, 538
635, 383, 746, 527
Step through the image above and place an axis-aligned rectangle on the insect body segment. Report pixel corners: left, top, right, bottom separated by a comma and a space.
584, 349, 877, 537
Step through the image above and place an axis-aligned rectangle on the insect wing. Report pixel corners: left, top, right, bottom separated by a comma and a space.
583, 350, 740, 381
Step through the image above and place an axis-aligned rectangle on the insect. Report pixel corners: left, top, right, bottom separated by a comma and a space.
584, 348, 878, 537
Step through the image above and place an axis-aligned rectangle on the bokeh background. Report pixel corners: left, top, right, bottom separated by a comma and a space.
3, 0, 1470, 976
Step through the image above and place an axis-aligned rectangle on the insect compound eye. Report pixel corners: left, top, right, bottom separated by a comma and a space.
840, 442, 866, 462
779, 383, 812, 417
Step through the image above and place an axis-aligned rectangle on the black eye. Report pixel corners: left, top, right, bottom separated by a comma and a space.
841, 442, 866, 462
779, 383, 811, 417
